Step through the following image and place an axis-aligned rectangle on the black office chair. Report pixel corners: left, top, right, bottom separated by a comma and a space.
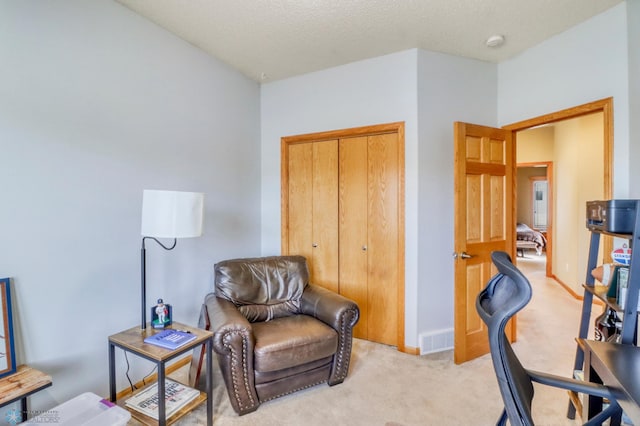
476, 251, 622, 426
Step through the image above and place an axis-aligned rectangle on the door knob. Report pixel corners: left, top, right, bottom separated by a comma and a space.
453, 252, 474, 259
362, 245, 367, 251
312, 243, 318, 248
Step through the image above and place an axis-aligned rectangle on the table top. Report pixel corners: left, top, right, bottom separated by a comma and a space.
109, 322, 212, 361
582, 339, 640, 423
0, 365, 52, 406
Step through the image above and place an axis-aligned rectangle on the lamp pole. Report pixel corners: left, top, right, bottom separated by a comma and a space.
140, 236, 176, 330
141, 238, 147, 330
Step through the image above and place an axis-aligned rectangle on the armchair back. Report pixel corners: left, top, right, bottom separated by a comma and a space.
214, 255, 309, 322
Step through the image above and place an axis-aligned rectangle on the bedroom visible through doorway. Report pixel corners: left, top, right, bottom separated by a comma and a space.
513, 108, 607, 297
516, 161, 552, 277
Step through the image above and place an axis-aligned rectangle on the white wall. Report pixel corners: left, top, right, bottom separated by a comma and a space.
628, 0, 640, 197
261, 50, 420, 346
416, 50, 497, 351
553, 114, 604, 292
0, 0, 261, 418
498, 3, 630, 198
260, 49, 497, 351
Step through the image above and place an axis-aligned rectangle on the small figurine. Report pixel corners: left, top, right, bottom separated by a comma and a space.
151, 298, 172, 328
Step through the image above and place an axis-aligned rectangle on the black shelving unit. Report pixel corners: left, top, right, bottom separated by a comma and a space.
567, 200, 640, 420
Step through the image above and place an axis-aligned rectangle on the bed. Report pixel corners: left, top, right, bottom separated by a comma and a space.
516, 223, 547, 256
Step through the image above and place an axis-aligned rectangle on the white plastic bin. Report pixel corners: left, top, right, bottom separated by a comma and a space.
22, 392, 130, 426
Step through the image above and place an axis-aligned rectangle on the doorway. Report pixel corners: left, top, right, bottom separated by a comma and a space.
531, 178, 549, 231
516, 161, 553, 278
508, 101, 611, 297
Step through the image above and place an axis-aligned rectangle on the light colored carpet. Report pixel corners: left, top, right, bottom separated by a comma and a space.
134, 253, 594, 425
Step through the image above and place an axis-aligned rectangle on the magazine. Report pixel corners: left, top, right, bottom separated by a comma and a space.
143, 329, 196, 350
125, 379, 200, 420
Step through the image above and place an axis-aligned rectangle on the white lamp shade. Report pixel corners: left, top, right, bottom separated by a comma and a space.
141, 190, 204, 238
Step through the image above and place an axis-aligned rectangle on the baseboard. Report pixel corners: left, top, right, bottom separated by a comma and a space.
551, 274, 581, 299
401, 345, 420, 355
419, 329, 454, 355
550, 274, 604, 305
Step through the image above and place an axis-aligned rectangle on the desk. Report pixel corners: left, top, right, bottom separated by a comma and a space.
0, 365, 52, 421
108, 322, 213, 426
581, 339, 640, 424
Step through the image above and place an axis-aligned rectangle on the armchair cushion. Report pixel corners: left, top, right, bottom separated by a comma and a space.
252, 315, 338, 372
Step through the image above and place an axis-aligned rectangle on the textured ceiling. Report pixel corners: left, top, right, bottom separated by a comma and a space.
115, 0, 623, 82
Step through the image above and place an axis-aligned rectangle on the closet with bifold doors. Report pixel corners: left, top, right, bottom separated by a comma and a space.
281, 122, 405, 348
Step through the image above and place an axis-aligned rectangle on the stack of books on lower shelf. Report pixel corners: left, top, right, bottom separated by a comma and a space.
125, 379, 200, 420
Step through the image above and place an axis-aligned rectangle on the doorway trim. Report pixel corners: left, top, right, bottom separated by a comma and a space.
504, 97, 614, 266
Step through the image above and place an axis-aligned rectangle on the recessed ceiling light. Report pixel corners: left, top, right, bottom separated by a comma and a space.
486, 34, 505, 48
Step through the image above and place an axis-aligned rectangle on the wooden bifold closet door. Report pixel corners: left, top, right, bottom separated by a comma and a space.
286, 140, 340, 293
282, 123, 404, 348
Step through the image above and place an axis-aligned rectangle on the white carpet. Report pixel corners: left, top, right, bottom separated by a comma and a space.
135, 254, 592, 425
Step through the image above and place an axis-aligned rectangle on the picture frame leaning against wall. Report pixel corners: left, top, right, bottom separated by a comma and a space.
0, 278, 17, 379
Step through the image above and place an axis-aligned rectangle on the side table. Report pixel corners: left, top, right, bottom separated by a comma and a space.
0, 365, 52, 422
108, 322, 213, 426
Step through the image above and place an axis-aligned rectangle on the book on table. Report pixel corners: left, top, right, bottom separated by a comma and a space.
143, 329, 196, 350
125, 379, 200, 420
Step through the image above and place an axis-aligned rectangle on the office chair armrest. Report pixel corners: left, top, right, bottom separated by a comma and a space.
529, 370, 623, 425
528, 369, 616, 400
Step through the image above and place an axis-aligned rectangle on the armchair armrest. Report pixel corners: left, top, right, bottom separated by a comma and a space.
300, 284, 359, 385
201, 293, 260, 415
300, 284, 359, 330
206, 294, 254, 354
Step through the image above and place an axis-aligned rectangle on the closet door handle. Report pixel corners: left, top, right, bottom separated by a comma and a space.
312, 243, 318, 248
362, 245, 367, 251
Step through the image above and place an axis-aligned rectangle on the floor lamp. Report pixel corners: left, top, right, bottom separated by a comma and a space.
140, 190, 204, 330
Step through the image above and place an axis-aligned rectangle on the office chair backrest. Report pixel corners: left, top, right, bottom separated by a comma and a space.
476, 251, 534, 426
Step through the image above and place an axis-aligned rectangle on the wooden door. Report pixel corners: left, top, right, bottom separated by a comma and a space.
339, 133, 399, 345
312, 140, 339, 293
453, 122, 515, 364
366, 133, 400, 345
287, 143, 313, 264
286, 140, 339, 292
282, 122, 405, 351
339, 136, 369, 339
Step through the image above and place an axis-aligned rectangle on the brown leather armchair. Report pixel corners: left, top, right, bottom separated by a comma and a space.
189, 255, 359, 415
